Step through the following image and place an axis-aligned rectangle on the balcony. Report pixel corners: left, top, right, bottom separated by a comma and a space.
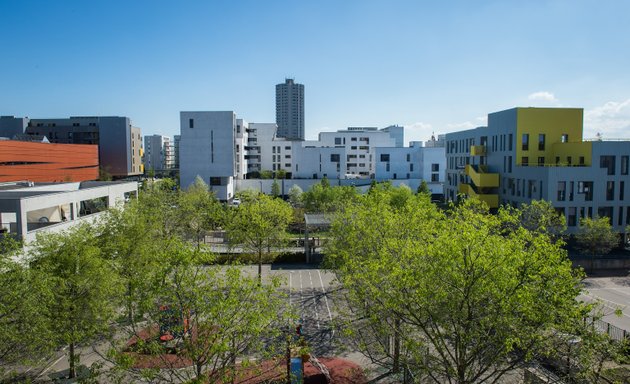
470, 145, 486, 156
458, 183, 499, 208
465, 164, 499, 188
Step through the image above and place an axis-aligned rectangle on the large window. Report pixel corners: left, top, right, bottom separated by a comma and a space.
522, 134, 529, 150
330, 154, 340, 162
380, 154, 390, 162
622, 156, 629, 175
578, 181, 593, 201
557, 181, 566, 201
431, 163, 439, 172
538, 134, 545, 150
600, 155, 616, 175
606, 181, 615, 201
189, 118, 194, 128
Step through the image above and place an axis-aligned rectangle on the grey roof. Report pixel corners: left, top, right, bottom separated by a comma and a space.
304, 213, 332, 227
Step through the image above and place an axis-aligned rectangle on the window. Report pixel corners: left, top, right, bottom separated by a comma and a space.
606, 181, 615, 201
538, 134, 545, 150
210, 177, 221, 186
578, 181, 593, 201
330, 154, 340, 162
508, 134, 513, 151
598, 207, 613, 224
431, 174, 439, 182
522, 157, 529, 166
621, 181, 625, 201
579, 156, 585, 166
622, 156, 629, 175
522, 134, 529, 150
351, 146, 357, 150
189, 118, 194, 128
557, 182, 566, 201
410, 164, 414, 172
380, 154, 390, 162
538, 157, 545, 166
568, 207, 577, 226
567, 156, 572, 166
285, 146, 291, 150
406, 154, 411, 162
334, 137, 341, 145
561, 134, 568, 143
431, 163, 439, 172
600, 155, 616, 175
351, 137, 357, 141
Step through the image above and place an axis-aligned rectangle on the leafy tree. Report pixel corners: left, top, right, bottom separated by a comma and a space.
288, 184, 303, 206
576, 216, 619, 272
327, 196, 590, 383
302, 184, 358, 213
519, 200, 567, 243
30, 224, 123, 379
260, 170, 273, 179
178, 176, 223, 249
276, 169, 287, 179
417, 179, 430, 195
227, 194, 292, 282
271, 178, 281, 197
98, 166, 113, 181
147, 167, 155, 179
320, 176, 330, 188
0, 237, 54, 373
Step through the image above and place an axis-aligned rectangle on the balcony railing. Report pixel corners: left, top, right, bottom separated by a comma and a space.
470, 145, 486, 156
458, 183, 499, 208
464, 164, 499, 188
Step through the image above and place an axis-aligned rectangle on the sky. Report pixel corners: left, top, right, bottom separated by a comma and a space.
2, 0, 630, 143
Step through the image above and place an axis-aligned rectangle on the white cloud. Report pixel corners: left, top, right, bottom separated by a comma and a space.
584, 99, 630, 139
446, 121, 476, 130
404, 122, 434, 143
476, 116, 488, 125
528, 91, 558, 103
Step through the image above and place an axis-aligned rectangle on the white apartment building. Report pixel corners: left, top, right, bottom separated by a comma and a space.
143, 134, 174, 172
179, 111, 445, 200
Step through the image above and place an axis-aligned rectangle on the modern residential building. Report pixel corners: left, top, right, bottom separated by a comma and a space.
174, 135, 181, 170
143, 134, 174, 173
0, 138, 99, 182
0, 180, 137, 244
276, 78, 305, 140
0, 115, 143, 178
445, 107, 630, 233
179, 111, 445, 200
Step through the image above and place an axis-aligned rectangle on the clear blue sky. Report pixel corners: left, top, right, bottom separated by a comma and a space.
2, 0, 630, 142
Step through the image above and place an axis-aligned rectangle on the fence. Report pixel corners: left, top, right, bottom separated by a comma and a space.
585, 317, 629, 342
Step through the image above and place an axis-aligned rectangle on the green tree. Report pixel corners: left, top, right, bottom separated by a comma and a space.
575, 216, 619, 272
276, 169, 287, 179
519, 200, 567, 243
227, 194, 292, 282
417, 179, 430, 195
178, 176, 223, 249
0, 237, 54, 374
320, 176, 330, 188
271, 178, 281, 197
288, 184, 303, 206
302, 184, 358, 213
30, 224, 123, 379
326, 196, 590, 383
260, 170, 273, 179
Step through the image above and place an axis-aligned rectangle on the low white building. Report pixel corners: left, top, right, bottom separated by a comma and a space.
179, 111, 445, 200
0, 181, 138, 244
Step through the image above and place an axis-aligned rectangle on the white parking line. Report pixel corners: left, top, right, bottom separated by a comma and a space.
309, 271, 320, 329
318, 270, 333, 323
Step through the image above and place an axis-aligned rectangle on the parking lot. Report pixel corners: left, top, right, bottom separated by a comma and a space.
581, 275, 630, 334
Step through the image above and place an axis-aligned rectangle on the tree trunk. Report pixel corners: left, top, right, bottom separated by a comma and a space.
68, 341, 76, 379
392, 318, 401, 373
258, 249, 263, 284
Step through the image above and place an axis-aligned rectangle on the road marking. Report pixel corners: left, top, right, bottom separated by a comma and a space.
309, 271, 320, 329
582, 293, 630, 319
318, 270, 333, 323
289, 272, 292, 306
36, 353, 66, 379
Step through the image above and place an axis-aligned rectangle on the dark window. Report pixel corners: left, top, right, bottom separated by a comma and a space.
189, 118, 194, 128
621, 181, 625, 201
607, 181, 615, 201
600, 155, 616, 175
538, 134, 545, 150
410, 164, 414, 172
622, 156, 629, 175
431, 173, 439, 182
210, 177, 221, 186
334, 137, 341, 145
557, 181, 566, 201
432, 163, 439, 172
538, 157, 545, 166
579, 156, 585, 166
406, 154, 410, 162
380, 154, 390, 162
555, 156, 560, 165
522, 157, 529, 166
568, 207, 577, 226
561, 134, 568, 143
567, 156, 572, 166
598, 207, 613, 224
522, 134, 529, 150
330, 154, 340, 162
508, 134, 513, 151
578, 181, 593, 201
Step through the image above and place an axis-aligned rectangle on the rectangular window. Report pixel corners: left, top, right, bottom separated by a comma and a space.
431, 173, 439, 182
555, 156, 560, 165
621, 181, 625, 201
607, 181, 615, 201
406, 154, 411, 162
561, 134, 568, 143
569, 181, 574, 201
579, 156, 585, 166
538, 156, 545, 166
410, 164, 414, 172
538, 134, 545, 150
522, 157, 529, 166
380, 154, 390, 162
508, 156, 512, 173
209, 177, 221, 186
568, 207, 577, 227
598, 207, 613, 224
330, 154, 340, 162
622, 156, 629, 175
334, 137, 341, 145
567, 156, 572, 166
508, 134, 513, 151
557, 181, 566, 201
189, 118, 194, 128
600, 155, 616, 175
432, 163, 439, 172
522, 133, 529, 150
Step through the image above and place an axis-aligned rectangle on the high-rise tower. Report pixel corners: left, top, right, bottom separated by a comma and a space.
275, 78, 304, 140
